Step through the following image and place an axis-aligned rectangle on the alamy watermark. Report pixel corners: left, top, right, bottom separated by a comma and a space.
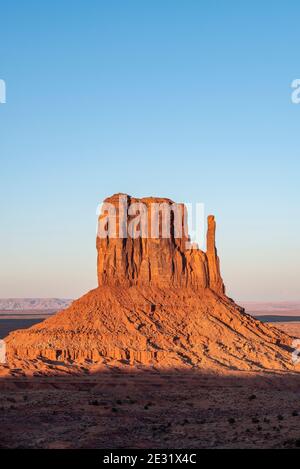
96, 194, 205, 250
291, 79, 300, 104
0, 340, 6, 364
0, 79, 6, 104
292, 339, 300, 364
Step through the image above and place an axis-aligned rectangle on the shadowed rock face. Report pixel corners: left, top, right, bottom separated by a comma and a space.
4, 193, 296, 372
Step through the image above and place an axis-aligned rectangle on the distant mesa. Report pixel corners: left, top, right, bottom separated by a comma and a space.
0, 298, 72, 311
4, 194, 296, 372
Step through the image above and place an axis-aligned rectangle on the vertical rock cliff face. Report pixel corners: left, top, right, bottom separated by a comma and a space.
4, 193, 294, 372
96, 194, 224, 294
206, 215, 225, 295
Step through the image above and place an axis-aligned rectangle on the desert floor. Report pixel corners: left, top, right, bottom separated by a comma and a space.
1, 368, 300, 449
1, 321, 300, 449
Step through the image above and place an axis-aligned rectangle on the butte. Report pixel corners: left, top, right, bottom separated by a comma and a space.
4, 194, 296, 373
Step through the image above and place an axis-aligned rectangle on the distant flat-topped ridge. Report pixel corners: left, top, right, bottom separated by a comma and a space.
0, 298, 72, 311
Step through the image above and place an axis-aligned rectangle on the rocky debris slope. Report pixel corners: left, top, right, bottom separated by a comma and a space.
4, 194, 296, 372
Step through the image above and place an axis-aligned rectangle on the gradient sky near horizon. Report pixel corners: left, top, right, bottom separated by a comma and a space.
0, 1, 299, 301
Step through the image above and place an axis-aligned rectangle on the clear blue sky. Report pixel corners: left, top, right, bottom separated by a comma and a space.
0, 1, 299, 301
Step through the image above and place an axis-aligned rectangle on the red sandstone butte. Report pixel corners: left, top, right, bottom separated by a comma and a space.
4, 194, 295, 372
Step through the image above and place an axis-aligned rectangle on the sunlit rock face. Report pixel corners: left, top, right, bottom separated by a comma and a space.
97, 194, 224, 294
